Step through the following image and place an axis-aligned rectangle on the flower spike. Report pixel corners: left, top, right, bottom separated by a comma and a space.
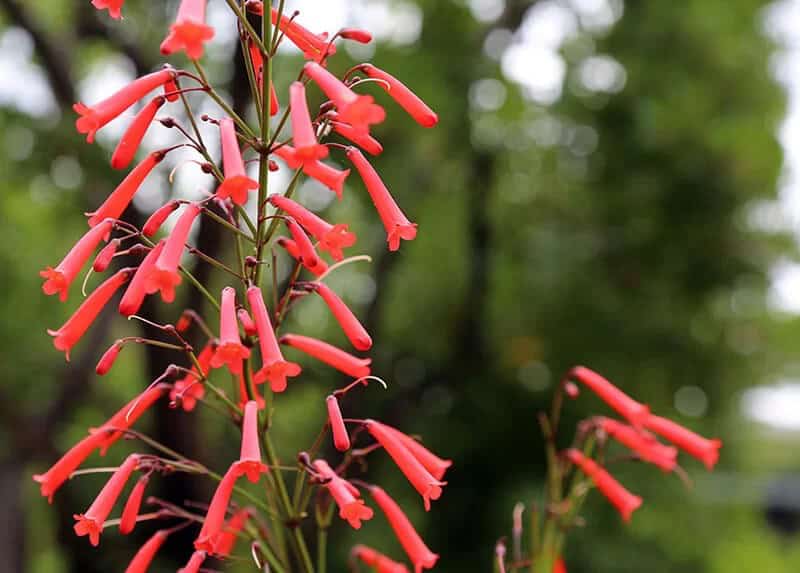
280, 333, 371, 378
210, 287, 251, 374
217, 117, 259, 205
160, 0, 215, 60
247, 285, 302, 391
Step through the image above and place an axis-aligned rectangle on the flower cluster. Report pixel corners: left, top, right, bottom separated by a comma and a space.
35, 1, 445, 571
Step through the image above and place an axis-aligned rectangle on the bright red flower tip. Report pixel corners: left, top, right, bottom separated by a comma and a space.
597, 417, 678, 473
313, 459, 373, 529
268, 194, 356, 261
565, 449, 643, 522
277, 236, 329, 276
145, 203, 201, 303
360, 64, 438, 128
170, 342, 213, 411
365, 420, 446, 511
347, 147, 417, 251
125, 530, 169, 573
143, 200, 181, 237
33, 431, 106, 503
339, 29, 373, 44
352, 545, 410, 573
217, 117, 259, 205
195, 464, 240, 553
567, 366, 650, 428
119, 240, 164, 317
286, 217, 320, 269
280, 333, 371, 378
41, 218, 114, 302
119, 475, 149, 535
111, 96, 166, 170
210, 287, 251, 375
326, 395, 351, 451
92, 239, 119, 273
94, 384, 168, 455
289, 82, 329, 161
304, 62, 386, 132
74, 454, 140, 546
309, 282, 372, 350
643, 415, 722, 470
330, 116, 384, 156
178, 550, 207, 573
74, 70, 173, 143
163, 72, 181, 102
48, 268, 132, 360
554, 558, 567, 573
92, 0, 125, 19
370, 485, 439, 573
96, 341, 123, 376
247, 286, 302, 392
238, 308, 258, 336
213, 507, 252, 557
87, 151, 165, 227
160, 0, 215, 60
271, 8, 336, 62
377, 423, 452, 481
237, 400, 269, 483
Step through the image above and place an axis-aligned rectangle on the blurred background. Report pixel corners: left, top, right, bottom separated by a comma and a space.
2, 0, 800, 571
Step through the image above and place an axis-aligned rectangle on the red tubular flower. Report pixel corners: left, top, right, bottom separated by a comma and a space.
268, 194, 356, 261
567, 366, 650, 428
369, 485, 439, 573
237, 400, 269, 483
125, 530, 169, 573
111, 96, 166, 170
48, 268, 132, 360
119, 475, 149, 535
554, 558, 567, 573
179, 551, 207, 573
33, 431, 106, 502
307, 282, 371, 350
160, 0, 215, 60
277, 237, 329, 276
280, 333, 371, 378
87, 151, 165, 227
237, 372, 266, 410
643, 415, 722, 470
41, 219, 114, 301
92, 239, 119, 272
330, 116, 384, 156
289, 82, 329, 161
195, 464, 240, 552
313, 459, 373, 529
286, 217, 320, 269
163, 72, 180, 102
217, 118, 259, 205
352, 545, 410, 573
74, 69, 173, 143
146, 203, 201, 303
92, 0, 125, 19
143, 200, 181, 237
247, 285, 302, 391
365, 420, 445, 511
272, 145, 350, 199
340, 29, 373, 44
238, 308, 257, 336
360, 64, 438, 128
214, 507, 252, 557
170, 342, 213, 411
247, 39, 280, 116
119, 241, 164, 316
326, 395, 351, 451
378, 423, 452, 481
96, 341, 123, 376
271, 8, 335, 62
74, 454, 140, 546
565, 449, 642, 522
304, 62, 385, 133
210, 287, 251, 375
597, 417, 677, 473
347, 147, 417, 251
95, 384, 168, 455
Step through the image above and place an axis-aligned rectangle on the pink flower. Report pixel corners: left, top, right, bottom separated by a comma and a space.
145, 203, 201, 303
48, 268, 132, 360
237, 400, 269, 483
74, 69, 173, 143
111, 96, 166, 170
643, 415, 722, 470
313, 459, 373, 529
119, 475, 149, 535
304, 62, 385, 133
339, 29, 373, 44
566, 366, 650, 428
268, 194, 356, 261
305, 282, 371, 350
360, 64, 438, 128
217, 117, 259, 205
92, 0, 125, 19
369, 485, 439, 573
160, 0, 215, 60
40, 218, 114, 302
33, 431, 107, 503
326, 394, 350, 451
247, 286, 302, 392
597, 417, 677, 473
124, 530, 169, 573
289, 81, 329, 161
565, 449, 643, 522
237, 308, 257, 336
194, 464, 240, 552
365, 420, 445, 511
376, 423, 452, 481
352, 545, 410, 573
280, 333, 371, 378
87, 151, 165, 227
142, 200, 181, 237
347, 147, 417, 251
210, 287, 251, 375
119, 240, 164, 317
74, 454, 140, 546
